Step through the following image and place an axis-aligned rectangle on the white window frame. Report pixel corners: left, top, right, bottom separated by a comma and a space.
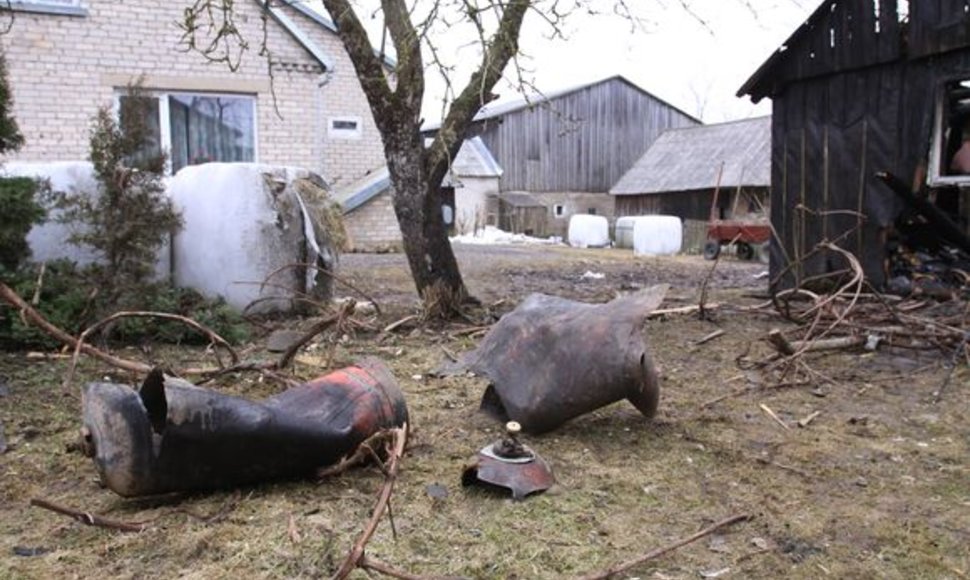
928, 78, 970, 187
8, 0, 86, 16
327, 116, 362, 140
115, 89, 259, 175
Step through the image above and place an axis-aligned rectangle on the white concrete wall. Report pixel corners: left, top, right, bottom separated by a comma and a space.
3, 161, 100, 266
453, 176, 497, 235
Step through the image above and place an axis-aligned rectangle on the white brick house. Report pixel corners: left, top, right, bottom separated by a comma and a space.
0, 0, 386, 186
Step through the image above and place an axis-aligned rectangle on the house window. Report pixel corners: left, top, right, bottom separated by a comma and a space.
328, 116, 362, 140
929, 78, 970, 185
7, 0, 86, 16
553, 204, 565, 218
588, 208, 597, 215
119, 92, 257, 174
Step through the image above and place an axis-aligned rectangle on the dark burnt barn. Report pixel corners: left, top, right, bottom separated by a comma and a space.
739, 0, 970, 291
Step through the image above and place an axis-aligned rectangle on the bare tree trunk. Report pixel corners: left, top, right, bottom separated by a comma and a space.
384, 127, 467, 311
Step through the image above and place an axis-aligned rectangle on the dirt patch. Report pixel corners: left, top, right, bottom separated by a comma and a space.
1, 246, 968, 579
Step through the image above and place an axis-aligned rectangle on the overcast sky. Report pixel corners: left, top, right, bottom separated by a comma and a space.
423, 0, 817, 123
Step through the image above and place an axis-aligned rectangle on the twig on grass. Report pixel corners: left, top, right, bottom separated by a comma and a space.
576, 513, 752, 580
257, 261, 383, 316
694, 329, 725, 346
383, 314, 419, 334
1, 281, 151, 374
934, 330, 970, 404
759, 403, 790, 430
30, 498, 150, 533
331, 424, 408, 580
62, 310, 240, 392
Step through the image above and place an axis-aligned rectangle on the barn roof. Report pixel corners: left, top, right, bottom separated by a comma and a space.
738, 0, 903, 103
422, 74, 698, 132
610, 116, 770, 196
337, 138, 502, 212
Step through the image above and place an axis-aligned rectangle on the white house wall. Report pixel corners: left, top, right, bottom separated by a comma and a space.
453, 177, 497, 234
0, 0, 385, 186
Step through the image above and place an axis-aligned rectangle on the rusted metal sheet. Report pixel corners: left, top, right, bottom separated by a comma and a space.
443, 285, 667, 434
81, 359, 408, 497
462, 422, 554, 500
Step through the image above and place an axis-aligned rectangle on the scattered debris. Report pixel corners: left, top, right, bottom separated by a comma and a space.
462, 422, 555, 501
440, 285, 668, 433
12, 546, 50, 557
759, 403, 790, 430
797, 411, 821, 428
80, 359, 408, 496
425, 483, 449, 501
576, 513, 752, 580
694, 329, 726, 346
266, 329, 306, 353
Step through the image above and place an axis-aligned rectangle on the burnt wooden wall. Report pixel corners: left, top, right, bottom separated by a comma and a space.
471, 78, 697, 193
755, 0, 970, 289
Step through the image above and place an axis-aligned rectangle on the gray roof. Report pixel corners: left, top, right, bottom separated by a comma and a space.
265, 0, 398, 70
336, 138, 501, 212
422, 74, 699, 132
333, 167, 391, 213
442, 137, 503, 186
610, 116, 771, 196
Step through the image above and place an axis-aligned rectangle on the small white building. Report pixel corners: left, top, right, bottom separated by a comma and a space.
334, 137, 503, 251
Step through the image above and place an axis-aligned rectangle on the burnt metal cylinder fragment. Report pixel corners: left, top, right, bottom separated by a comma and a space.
443, 285, 667, 434
81, 359, 408, 497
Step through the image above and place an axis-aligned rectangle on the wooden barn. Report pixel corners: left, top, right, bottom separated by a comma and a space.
738, 0, 970, 290
495, 192, 549, 237
610, 116, 770, 223
426, 75, 699, 236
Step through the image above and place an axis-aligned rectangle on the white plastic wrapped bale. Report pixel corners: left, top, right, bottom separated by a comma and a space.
3, 161, 102, 267
632, 215, 683, 256
168, 163, 337, 313
567, 214, 610, 248
613, 216, 641, 249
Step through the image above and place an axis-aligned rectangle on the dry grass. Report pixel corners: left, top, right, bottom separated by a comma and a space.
2, 249, 969, 579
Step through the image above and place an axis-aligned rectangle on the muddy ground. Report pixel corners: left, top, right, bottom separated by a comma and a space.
1, 244, 968, 579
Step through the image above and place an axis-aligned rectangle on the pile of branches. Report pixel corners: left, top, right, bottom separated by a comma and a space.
749, 242, 969, 400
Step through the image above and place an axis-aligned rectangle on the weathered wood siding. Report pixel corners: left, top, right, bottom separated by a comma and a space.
615, 188, 768, 223
473, 79, 697, 193
751, 1, 970, 290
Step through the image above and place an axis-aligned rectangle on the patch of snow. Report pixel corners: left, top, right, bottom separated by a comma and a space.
580, 271, 605, 280
450, 225, 561, 245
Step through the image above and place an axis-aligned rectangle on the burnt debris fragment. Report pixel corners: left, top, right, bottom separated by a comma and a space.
81, 359, 408, 497
441, 285, 667, 434
462, 422, 554, 501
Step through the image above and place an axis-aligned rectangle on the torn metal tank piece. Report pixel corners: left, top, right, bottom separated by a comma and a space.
81, 359, 408, 497
462, 422, 554, 500
442, 285, 668, 434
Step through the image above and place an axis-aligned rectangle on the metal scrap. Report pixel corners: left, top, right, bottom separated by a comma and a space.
442, 285, 668, 434
81, 359, 408, 497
